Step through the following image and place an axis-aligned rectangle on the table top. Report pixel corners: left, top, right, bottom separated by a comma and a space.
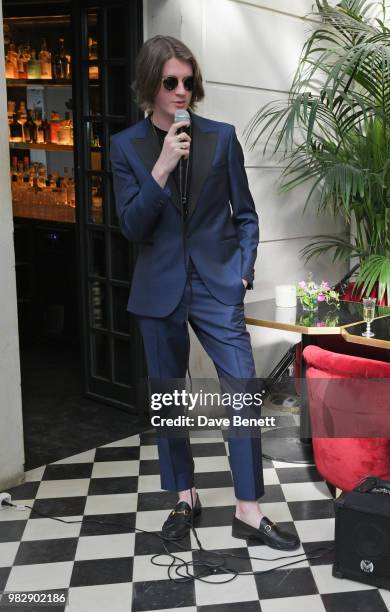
245, 298, 390, 335
341, 315, 390, 349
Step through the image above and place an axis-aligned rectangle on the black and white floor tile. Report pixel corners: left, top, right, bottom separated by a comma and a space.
1, 429, 389, 612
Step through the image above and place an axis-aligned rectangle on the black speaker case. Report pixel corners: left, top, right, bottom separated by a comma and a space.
333, 489, 390, 591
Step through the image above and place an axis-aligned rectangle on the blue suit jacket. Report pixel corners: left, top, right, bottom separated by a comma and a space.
110, 112, 259, 317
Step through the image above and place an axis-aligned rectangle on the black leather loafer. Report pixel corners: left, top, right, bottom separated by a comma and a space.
161, 496, 202, 540
232, 515, 300, 550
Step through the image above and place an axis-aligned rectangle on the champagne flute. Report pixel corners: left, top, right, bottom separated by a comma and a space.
362, 297, 376, 337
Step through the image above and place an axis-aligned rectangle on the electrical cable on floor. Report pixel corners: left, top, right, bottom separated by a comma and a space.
1, 498, 334, 584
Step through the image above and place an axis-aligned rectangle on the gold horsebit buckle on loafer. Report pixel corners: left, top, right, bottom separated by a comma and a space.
264, 522, 276, 534
171, 509, 189, 516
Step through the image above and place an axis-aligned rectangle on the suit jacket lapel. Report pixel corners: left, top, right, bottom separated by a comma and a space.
187, 116, 218, 220
130, 118, 181, 211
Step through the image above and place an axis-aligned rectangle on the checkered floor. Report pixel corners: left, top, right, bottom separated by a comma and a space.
1, 429, 389, 612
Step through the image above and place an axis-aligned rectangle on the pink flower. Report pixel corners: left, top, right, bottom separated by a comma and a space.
317, 293, 326, 302
298, 281, 306, 288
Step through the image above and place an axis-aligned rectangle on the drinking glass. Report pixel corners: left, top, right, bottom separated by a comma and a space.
362, 297, 376, 337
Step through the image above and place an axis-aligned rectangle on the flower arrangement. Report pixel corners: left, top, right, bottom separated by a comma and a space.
297, 277, 340, 311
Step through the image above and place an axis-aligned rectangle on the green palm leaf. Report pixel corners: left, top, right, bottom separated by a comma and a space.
245, 0, 390, 304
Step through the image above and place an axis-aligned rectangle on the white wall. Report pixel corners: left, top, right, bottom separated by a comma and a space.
0, 2, 25, 489
144, 0, 346, 377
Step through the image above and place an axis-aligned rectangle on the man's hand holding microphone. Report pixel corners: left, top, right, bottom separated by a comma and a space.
151, 116, 191, 189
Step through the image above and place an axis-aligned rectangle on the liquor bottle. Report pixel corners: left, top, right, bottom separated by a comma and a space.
3, 23, 10, 53
36, 116, 45, 143
23, 156, 30, 183
6, 42, 18, 78
5, 54, 16, 78
10, 155, 18, 178
24, 109, 37, 143
37, 163, 47, 189
27, 49, 41, 79
57, 112, 72, 145
18, 101, 27, 125
66, 168, 76, 207
88, 37, 99, 80
41, 116, 51, 143
50, 111, 62, 143
39, 38, 52, 79
22, 44, 31, 78
58, 176, 68, 205
17, 45, 27, 79
65, 52, 72, 79
9, 113, 23, 142
10, 155, 19, 200
32, 108, 43, 140
52, 38, 68, 80
7, 100, 16, 125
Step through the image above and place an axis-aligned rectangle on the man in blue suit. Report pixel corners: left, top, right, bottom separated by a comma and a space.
110, 35, 299, 551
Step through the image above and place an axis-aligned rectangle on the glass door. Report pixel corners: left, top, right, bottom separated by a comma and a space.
72, 0, 145, 410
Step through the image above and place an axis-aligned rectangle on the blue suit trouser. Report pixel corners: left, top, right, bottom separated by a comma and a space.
136, 261, 264, 500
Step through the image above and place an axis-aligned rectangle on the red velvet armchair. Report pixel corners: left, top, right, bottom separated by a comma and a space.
302, 345, 390, 492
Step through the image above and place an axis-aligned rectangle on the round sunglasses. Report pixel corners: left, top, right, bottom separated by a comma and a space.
162, 75, 194, 92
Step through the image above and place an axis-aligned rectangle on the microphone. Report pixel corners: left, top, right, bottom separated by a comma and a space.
175, 109, 191, 134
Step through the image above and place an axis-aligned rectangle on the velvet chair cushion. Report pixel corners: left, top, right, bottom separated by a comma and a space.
303, 345, 390, 491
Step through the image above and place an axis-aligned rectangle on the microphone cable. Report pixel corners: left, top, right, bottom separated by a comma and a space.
2, 497, 334, 584
177, 120, 193, 393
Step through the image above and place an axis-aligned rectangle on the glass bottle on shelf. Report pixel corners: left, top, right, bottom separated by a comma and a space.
39, 38, 52, 79
6, 42, 18, 78
57, 112, 72, 145
10, 155, 18, 177
58, 176, 68, 205
22, 44, 31, 69
18, 100, 27, 125
23, 156, 30, 184
33, 108, 43, 139
65, 51, 72, 79
41, 116, 51, 144
37, 163, 47, 189
9, 113, 23, 142
3, 23, 10, 54
52, 38, 69, 80
88, 37, 99, 80
27, 49, 41, 79
24, 109, 37, 143
7, 100, 15, 125
36, 116, 45, 144
28, 161, 38, 184
10, 155, 19, 202
50, 111, 62, 143
67, 169, 76, 207
17, 45, 27, 79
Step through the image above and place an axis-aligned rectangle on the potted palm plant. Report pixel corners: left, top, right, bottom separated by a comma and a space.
245, 0, 390, 305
